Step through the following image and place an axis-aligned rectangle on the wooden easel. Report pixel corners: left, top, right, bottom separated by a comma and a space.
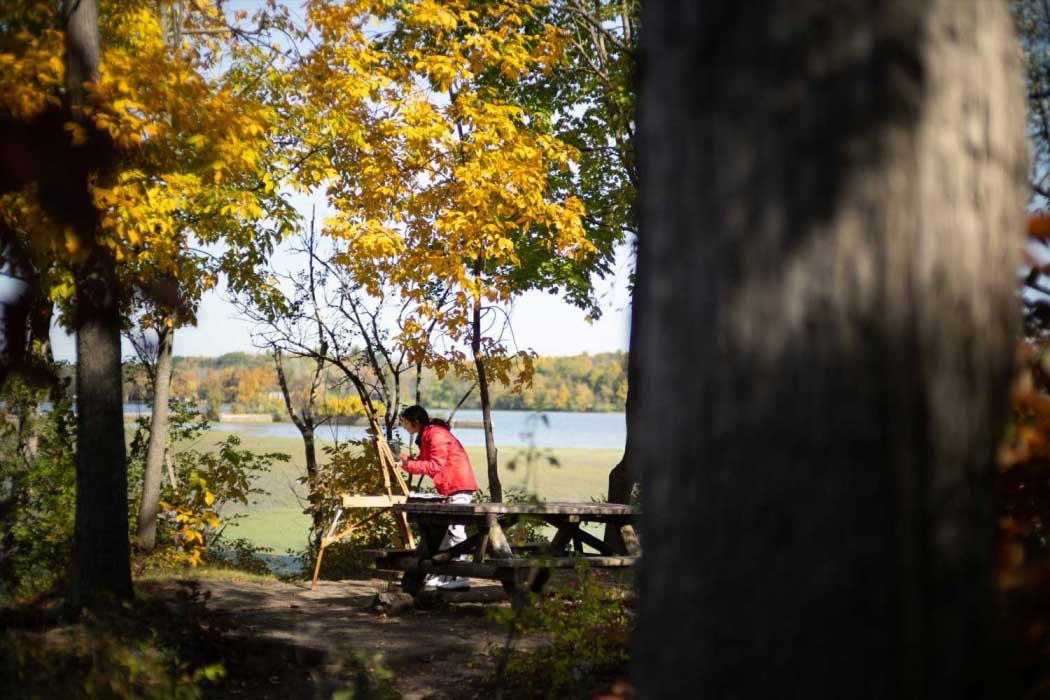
310, 411, 416, 589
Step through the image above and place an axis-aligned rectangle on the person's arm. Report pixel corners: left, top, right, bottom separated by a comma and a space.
403, 429, 450, 477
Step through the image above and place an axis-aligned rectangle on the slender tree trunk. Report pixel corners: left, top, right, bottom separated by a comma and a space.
136, 323, 173, 551
472, 295, 501, 502
632, 0, 1027, 696
15, 294, 52, 465
66, 0, 132, 607
273, 348, 325, 539
20, 285, 59, 462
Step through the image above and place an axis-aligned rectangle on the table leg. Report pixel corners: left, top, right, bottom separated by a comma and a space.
545, 518, 615, 556
418, 521, 446, 557
619, 523, 641, 556
485, 512, 514, 558
401, 571, 425, 595
473, 531, 489, 562
399, 522, 445, 594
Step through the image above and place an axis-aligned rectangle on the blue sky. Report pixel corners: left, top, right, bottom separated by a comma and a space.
49, 244, 633, 362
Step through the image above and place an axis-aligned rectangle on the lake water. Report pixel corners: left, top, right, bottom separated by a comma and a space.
200, 409, 627, 450
106, 405, 620, 449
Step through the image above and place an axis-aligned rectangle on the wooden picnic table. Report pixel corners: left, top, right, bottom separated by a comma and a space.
367, 501, 641, 599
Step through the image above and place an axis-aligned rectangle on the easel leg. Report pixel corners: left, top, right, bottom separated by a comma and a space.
310, 508, 343, 590
310, 542, 329, 590
310, 508, 387, 589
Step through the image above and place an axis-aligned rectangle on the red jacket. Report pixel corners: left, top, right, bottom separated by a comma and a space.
403, 424, 479, 496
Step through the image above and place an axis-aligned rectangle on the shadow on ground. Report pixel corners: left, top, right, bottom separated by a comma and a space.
137, 575, 531, 700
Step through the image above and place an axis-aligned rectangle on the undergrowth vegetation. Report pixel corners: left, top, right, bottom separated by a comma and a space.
0, 583, 225, 700
488, 562, 635, 699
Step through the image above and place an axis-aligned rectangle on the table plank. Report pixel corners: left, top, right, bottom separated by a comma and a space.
340, 494, 408, 508
371, 554, 640, 576
394, 502, 639, 517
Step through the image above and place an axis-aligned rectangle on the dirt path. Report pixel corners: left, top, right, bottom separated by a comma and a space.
139, 575, 534, 700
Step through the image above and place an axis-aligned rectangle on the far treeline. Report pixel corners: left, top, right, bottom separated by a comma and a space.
120, 351, 629, 416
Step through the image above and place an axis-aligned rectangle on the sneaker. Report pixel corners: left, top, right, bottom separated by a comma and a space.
436, 577, 470, 591
423, 575, 444, 589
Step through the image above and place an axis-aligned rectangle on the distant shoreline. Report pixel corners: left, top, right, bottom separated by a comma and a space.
123, 412, 488, 429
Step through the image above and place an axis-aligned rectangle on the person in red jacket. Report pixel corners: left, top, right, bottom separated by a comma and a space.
398, 404, 479, 591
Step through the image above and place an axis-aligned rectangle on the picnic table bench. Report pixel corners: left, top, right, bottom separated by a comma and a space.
366, 501, 641, 599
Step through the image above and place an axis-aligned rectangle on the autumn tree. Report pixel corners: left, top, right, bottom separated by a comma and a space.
106, 0, 297, 551
471, 0, 639, 503
1011, 2, 1050, 338
2, 0, 300, 563
126, 317, 174, 549
298, 0, 594, 501
632, 0, 1027, 696
554, 0, 638, 508
241, 222, 335, 539
61, 0, 134, 607
240, 215, 453, 530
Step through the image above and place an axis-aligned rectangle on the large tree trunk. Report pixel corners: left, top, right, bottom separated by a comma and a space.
632, 0, 1027, 696
66, 0, 133, 607
135, 323, 173, 551
73, 252, 132, 605
607, 391, 633, 504
472, 297, 501, 502
604, 406, 633, 549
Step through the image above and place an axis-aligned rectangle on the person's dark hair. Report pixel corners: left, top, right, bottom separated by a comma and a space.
401, 405, 429, 425
400, 405, 449, 428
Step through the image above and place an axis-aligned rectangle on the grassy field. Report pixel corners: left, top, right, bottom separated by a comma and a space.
182, 430, 624, 553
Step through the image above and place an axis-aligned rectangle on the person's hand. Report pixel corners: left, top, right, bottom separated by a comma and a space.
398, 452, 409, 466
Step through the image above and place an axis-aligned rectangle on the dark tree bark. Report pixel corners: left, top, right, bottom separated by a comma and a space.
604, 399, 633, 549
65, 0, 133, 606
632, 0, 1027, 696
73, 251, 132, 606
607, 390, 633, 504
135, 323, 173, 551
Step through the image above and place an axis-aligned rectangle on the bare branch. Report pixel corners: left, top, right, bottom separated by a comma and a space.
564, 0, 634, 56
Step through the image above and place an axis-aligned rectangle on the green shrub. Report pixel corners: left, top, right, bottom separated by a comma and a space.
210, 536, 274, 576
330, 652, 399, 700
128, 401, 288, 569
0, 378, 77, 600
488, 560, 634, 699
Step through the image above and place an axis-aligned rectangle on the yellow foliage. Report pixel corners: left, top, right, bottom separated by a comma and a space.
298, 0, 591, 351
324, 394, 368, 417
157, 470, 222, 567
0, 0, 293, 324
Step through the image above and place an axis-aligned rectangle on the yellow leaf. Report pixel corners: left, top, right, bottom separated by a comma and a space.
64, 229, 80, 255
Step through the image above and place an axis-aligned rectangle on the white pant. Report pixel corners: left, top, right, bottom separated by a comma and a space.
440, 491, 474, 558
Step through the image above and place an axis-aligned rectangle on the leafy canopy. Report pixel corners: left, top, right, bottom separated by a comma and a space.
297, 0, 594, 362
